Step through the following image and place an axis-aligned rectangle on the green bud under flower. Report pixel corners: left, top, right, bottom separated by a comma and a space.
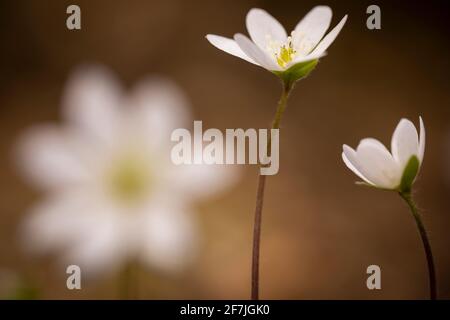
399, 155, 420, 194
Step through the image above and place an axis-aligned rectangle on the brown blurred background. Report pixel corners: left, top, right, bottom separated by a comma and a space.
1, 0, 450, 299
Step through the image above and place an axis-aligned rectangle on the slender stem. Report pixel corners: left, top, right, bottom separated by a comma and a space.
251, 174, 266, 300
399, 192, 437, 300
251, 81, 293, 300
271, 82, 292, 131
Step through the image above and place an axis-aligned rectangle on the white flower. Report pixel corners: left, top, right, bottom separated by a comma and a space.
206, 6, 347, 74
342, 117, 425, 191
16, 65, 238, 276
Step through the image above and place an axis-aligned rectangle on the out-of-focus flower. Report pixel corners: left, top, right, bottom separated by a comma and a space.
206, 6, 347, 82
16, 65, 237, 276
342, 117, 425, 192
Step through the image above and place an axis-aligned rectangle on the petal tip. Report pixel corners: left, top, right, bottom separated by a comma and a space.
317, 5, 332, 10
339, 15, 349, 27
246, 8, 267, 21
342, 144, 355, 154
312, 5, 332, 16
248, 7, 266, 15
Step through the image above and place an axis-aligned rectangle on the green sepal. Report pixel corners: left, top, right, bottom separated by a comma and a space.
398, 155, 420, 193
273, 59, 318, 87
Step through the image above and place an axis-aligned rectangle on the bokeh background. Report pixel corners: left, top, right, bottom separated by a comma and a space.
1, 0, 450, 299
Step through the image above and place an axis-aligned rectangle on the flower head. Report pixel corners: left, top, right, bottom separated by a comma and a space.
16, 65, 238, 276
206, 6, 347, 83
342, 117, 425, 192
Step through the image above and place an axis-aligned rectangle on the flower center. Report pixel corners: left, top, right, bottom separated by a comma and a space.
265, 32, 318, 68
276, 43, 296, 68
266, 35, 297, 68
107, 153, 152, 204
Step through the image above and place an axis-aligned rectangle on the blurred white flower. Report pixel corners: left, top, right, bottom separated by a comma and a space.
206, 6, 347, 74
16, 65, 238, 276
342, 117, 425, 191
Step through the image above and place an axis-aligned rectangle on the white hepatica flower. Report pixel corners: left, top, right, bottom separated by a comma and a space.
206, 6, 347, 80
16, 65, 237, 275
342, 117, 425, 191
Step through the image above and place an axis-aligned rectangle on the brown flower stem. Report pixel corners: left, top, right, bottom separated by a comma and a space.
399, 191, 437, 300
251, 81, 293, 300
120, 261, 139, 300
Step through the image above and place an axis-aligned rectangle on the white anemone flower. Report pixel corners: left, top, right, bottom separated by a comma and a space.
206, 6, 347, 81
342, 118, 438, 300
342, 117, 425, 191
16, 65, 238, 276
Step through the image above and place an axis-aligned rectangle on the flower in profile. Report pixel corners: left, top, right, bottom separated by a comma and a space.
342, 117, 436, 300
16, 65, 238, 276
206, 6, 347, 83
342, 117, 425, 192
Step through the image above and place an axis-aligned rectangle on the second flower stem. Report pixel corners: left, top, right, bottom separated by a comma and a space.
399, 191, 437, 300
251, 81, 292, 300
120, 261, 139, 300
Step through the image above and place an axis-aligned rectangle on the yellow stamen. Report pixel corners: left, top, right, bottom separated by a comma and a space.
275, 37, 296, 68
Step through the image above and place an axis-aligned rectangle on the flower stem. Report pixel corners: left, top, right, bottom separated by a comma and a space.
399, 191, 437, 300
119, 261, 139, 300
251, 81, 293, 300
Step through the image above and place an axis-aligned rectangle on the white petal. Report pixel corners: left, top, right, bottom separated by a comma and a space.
126, 77, 191, 152
391, 118, 420, 168
246, 8, 287, 51
62, 215, 126, 276
419, 116, 426, 163
62, 64, 123, 146
342, 147, 373, 185
293, 6, 332, 52
22, 191, 128, 275
310, 14, 347, 57
15, 125, 93, 190
290, 51, 326, 65
206, 34, 259, 65
355, 138, 401, 189
139, 201, 197, 273
21, 191, 110, 254
343, 139, 401, 189
234, 33, 281, 71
